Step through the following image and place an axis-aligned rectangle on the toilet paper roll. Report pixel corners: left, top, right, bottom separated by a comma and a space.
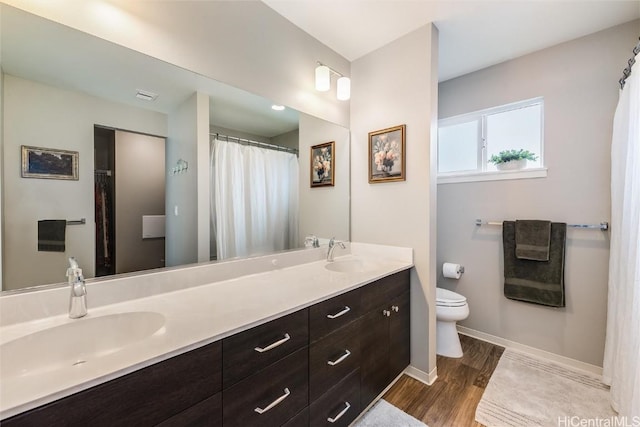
442, 262, 462, 279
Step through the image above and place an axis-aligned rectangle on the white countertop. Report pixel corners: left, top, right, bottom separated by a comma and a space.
0, 243, 413, 419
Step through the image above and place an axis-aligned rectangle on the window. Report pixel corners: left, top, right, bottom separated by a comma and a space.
438, 98, 545, 183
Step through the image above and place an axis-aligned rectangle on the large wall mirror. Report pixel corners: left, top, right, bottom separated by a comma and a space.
0, 4, 350, 292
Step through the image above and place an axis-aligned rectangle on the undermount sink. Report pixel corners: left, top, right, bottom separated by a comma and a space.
1, 311, 165, 379
325, 257, 374, 273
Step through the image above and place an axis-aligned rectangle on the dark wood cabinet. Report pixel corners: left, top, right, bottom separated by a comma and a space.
3, 268, 412, 427
309, 288, 361, 343
222, 348, 308, 427
309, 369, 360, 427
309, 317, 361, 401
360, 270, 411, 408
2, 341, 222, 427
223, 309, 309, 388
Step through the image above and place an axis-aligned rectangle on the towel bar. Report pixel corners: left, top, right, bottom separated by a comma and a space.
475, 219, 609, 231
66, 218, 86, 226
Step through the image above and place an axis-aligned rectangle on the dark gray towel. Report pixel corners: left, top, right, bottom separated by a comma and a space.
503, 221, 566, 307
38, 220, 67, 252
515, 220, 551, 261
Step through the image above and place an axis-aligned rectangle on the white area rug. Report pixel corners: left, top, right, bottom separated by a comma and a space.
354, 399, 427, 427
476, 349, 616, 426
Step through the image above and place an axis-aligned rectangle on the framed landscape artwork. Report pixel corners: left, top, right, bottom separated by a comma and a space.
21, 145, 79, 180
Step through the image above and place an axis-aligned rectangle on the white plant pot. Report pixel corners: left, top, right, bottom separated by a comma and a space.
495, 159, 527, 171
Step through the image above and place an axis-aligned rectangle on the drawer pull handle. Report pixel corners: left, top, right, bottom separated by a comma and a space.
327, 350, 351, 366
254, 333, 291, 353
254, 388, 291, 414
383, 309, 391, 317
328, 402, 351, 423
391, 305, 399, 313
327, 306, 351, 319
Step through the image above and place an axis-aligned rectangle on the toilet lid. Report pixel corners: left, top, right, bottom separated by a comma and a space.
436, 288, 467, 307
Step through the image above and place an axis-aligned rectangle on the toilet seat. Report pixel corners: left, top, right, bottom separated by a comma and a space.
436, 287, 467, 308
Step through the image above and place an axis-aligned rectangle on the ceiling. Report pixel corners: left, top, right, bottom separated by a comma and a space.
1, 4, 300, 138
262, 0, 640, 81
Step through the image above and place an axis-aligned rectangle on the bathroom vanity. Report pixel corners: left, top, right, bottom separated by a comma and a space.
0, 244, 413, 426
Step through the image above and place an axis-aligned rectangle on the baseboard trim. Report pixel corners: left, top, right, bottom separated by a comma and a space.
457, 326, 603, 375
404, 365, 437, 385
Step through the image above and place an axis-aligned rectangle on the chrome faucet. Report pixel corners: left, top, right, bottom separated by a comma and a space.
67, 257, 87, 319
327, 237, 346, 262
304, 234, 320, 248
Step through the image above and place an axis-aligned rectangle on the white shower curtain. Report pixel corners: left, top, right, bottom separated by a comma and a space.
210, 139, 299, 260
603, 53, 640, 418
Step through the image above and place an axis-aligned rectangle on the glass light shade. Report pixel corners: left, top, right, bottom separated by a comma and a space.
315, 65, 331, 92
337, 76, 351, 101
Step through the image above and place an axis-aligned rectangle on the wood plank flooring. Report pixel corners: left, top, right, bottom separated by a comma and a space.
383, 334, 504, 427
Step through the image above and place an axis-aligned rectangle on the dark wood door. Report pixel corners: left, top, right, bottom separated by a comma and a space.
388, 291, 411, 381
359, 307, 390, 408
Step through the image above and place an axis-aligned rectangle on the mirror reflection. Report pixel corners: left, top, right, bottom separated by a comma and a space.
1, 5, 350, 292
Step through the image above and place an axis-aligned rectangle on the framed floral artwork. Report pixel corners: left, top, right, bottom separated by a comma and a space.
21, 145, 79, 180
310, 141, 335, 187
368, 124, 406, 183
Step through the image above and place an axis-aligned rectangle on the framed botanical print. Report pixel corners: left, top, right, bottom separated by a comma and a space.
368, 124, 406, 183
310, 141, 335, 187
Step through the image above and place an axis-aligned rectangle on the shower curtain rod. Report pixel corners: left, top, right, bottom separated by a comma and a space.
619, 38, 640, 90
211, 133, 298, 155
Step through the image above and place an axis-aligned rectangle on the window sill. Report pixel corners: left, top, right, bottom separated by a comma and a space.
437, 167, 548, 185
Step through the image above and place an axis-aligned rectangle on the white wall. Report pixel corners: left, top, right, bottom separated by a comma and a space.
351, 25, 439, 379
4, 0, 350, 128
298, 113, 350, 244
437, 20, 638, 366
2, 75, 167, 290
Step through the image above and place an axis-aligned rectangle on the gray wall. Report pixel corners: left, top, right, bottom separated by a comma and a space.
437, 20, 639, 366
166, 92, 210, 267
351, 24, 439, 379
115, 130, 165, 274
2, 75, 167, 290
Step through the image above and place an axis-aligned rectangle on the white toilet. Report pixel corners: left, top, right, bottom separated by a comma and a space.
436, 287, 469, 358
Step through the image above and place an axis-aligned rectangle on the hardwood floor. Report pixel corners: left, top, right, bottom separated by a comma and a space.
383, 334, 504, 427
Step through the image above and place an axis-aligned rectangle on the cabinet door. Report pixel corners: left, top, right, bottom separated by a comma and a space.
157, 393, 222, 427
388, 291, 411, 381
359, 307, 390, 408
2, 342, 222, 427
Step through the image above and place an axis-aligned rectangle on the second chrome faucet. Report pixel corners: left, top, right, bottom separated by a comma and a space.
327, 237, 346, 262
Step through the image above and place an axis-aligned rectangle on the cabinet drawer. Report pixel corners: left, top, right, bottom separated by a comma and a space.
157, 392, 222, 427
309, 369, 360, 427
309, 318, 361, 401
2, 341, 222, 427
223, 309, 308, 388
223, 347, 309, 427
309, 288, 361, 342
282, 408, 310, 427
361, 269, 410, 312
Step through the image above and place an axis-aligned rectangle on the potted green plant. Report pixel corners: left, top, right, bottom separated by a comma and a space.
489, 149, 538, 171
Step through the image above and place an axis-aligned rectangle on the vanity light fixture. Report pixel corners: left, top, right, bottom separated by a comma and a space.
135, 89, 158, 102
315, 62, 350, 101
271, 104, 285, 111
